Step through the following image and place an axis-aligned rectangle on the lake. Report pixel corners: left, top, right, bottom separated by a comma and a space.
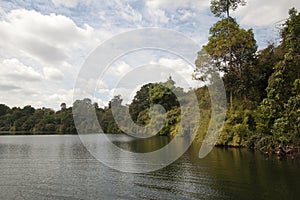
0, 135, 300, 200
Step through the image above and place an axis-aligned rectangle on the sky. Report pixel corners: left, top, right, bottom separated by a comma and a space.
0, 0, 299, 110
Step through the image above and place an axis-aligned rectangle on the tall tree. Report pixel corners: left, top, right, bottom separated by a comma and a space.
195, 17, 257, 104
210, 0, 246, 18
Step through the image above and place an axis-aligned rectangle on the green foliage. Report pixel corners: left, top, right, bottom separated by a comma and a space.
251, 44, 284, 101
0, 104, 76, 134
129, 83, 152, 122
259, 8, 300, 134
247, 8, 300, 152
196, 17, 257, 101
0, 104, 10, 116
193, 7, 299, 153
164, 107, 181, 136
218, 107, 256, 147
149, 77, 182, 112
271, 91, 300, 145
130, 77, 183, 136
210, 0, 246, 18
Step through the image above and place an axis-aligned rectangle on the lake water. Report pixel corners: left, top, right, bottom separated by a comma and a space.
0, 135, 300, 200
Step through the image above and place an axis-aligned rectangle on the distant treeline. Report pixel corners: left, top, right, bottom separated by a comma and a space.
0, 77, 210, 137
0, 103, 76, 134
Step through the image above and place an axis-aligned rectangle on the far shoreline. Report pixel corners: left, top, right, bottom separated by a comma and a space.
0, 131, 77, 136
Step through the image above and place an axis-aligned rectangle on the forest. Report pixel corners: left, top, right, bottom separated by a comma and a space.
0, 1, 299, 154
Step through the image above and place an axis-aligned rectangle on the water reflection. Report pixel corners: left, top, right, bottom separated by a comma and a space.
0, 135, 300, 199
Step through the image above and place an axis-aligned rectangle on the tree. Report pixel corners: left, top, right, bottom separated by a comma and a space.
129, 83, 152, 122
22, 105, 35, 116
109, 95, 123, 108
60, 103, 67, 110
260, 8, 300, 136
271, 88, 300, 145
194, 49, 216, 83
73, 98, 99, 133
210, 0, 246, 18
195, 17, 257, 104
0, 104, 10, 116
99, 96, 124, 134
149, 78, 182, 112
251, 44, 284, 102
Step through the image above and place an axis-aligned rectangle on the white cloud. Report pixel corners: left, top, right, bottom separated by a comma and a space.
147, 8, 169, 25
0, 9, 97, 67
43, 67, 64, 81
144, 0, 210, 26
0, 58, 43, 82
95, 98, 109, 108
108, 61, 133, 77
119, 2, 143, 24
233, 0, 300, 26
46, 89, 74, 108
145, 0, 210, 11
178, 9, 196, 21
52, 0, 93, 8
0, 86, 74, 110
0, 58, 74, 109
0, 57, 76, 109
111, 87, 138, 105
0, 84, 21, 91
0, 9, 103, 109
96, 1, 144, 28
52, 0, 79, 8
152, 58, 199, 89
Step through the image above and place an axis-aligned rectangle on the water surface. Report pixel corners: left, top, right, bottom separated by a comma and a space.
0, 135, 299, 199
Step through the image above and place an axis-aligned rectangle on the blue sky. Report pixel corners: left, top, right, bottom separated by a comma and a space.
0, 0, 299, 109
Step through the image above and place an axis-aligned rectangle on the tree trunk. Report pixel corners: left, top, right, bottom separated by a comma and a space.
230, 90, 233, 109
226, 0, 230, 18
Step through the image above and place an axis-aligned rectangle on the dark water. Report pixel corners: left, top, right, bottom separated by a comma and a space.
0, 135, 299, 200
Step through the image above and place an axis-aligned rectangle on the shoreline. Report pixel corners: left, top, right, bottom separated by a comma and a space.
0, 131, 77, 136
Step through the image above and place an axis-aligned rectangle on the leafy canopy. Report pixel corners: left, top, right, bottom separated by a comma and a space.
210, 0, 246, 18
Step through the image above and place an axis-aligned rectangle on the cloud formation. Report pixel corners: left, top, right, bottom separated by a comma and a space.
0, 59, 43, 83
0, 9, 96, 67
233, 0, 300, 26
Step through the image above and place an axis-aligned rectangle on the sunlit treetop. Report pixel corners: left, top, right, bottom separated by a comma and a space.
210, 0, 246, 18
